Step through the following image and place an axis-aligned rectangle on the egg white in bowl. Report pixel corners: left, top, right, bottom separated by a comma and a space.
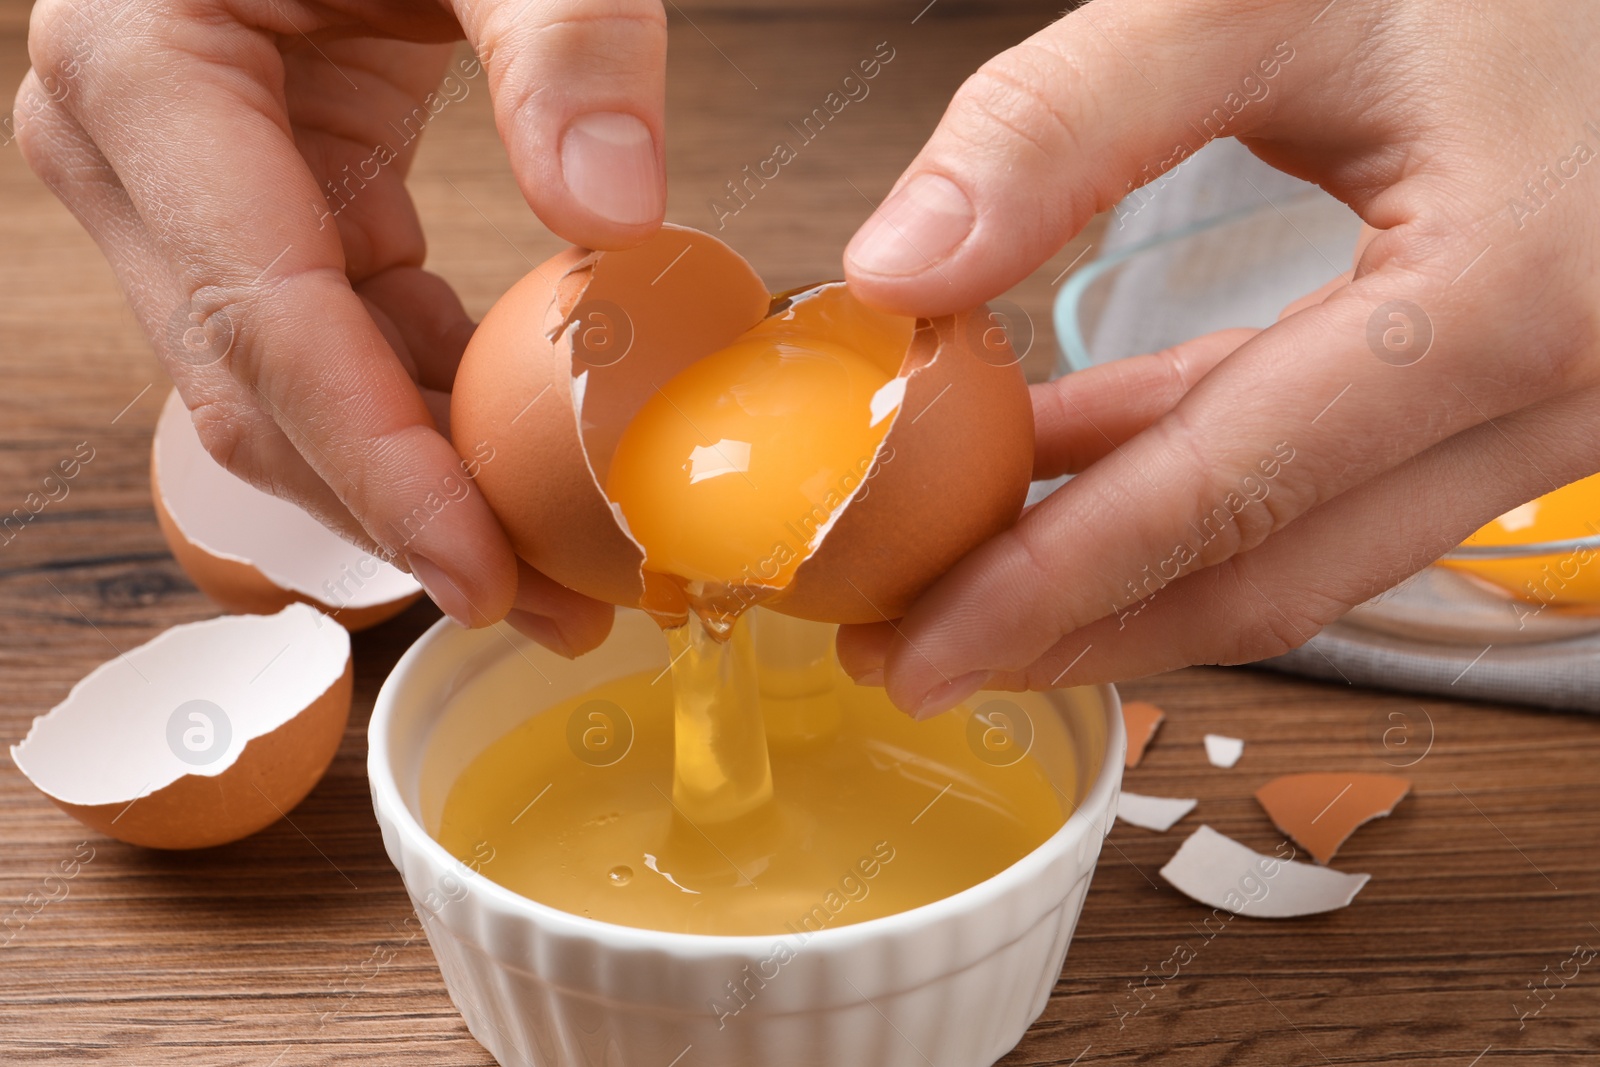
368, 610, 1123, 1067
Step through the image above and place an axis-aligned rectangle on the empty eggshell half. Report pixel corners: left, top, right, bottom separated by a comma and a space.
10, 603, 352, 849
450, 223, 1034, 625
152, 389, 422, 630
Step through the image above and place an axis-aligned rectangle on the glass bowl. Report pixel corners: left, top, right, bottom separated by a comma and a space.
1345, 536, 1600, 645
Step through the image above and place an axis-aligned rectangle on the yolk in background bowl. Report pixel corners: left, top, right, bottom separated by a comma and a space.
1438, 471, 1600, 608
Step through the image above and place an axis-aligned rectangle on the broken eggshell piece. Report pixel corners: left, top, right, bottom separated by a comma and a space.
1204, 733, 1244, 768
449, 224, 1034, 627
1160, 825, 1370, 918
1116, 791, 1197, 832
10, 604, 352, 849
1121, 700, 1165, 768
152, 389, 422, 631
1255, 772, 1412, 865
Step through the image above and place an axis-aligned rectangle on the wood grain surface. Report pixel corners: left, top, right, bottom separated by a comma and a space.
3, 3, 1599, 1065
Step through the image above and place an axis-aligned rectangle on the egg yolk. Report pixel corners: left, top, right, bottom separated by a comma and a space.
605, 333, 899, 598
1438, 471, 1600, 607
604, 325, 902, 827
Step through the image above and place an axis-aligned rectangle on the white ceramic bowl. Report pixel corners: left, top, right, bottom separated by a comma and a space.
369, 610, 1124, 1067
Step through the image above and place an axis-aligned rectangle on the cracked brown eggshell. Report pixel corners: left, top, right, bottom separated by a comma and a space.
450, 224, 1034, 625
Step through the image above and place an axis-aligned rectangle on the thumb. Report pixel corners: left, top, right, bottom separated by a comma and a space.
844, 0, 1330, 314
452, 0, 668, 249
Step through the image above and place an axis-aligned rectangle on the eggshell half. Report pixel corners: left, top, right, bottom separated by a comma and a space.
450, 224, 1034, 625
152, 389, 422, 630
10, 604, 352, 849
1255, 772, 1412, 865
765, 289, 1034, 624
451, 226, 770, 613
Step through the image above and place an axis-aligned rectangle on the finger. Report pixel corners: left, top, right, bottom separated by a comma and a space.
838, 327, 1249, 690
961, 386, 1600, 690
834, 621, 893, 685
286, 38, 455, 186
1273, 224, 1381, 320
43, 16, 519, 624
450, 0, 667, 248
361, 295, 421, 382
289, 41, 474, 391
1035, 230, 1374, 481
1276, 270, 1352, 321
841, 262, 1392, 688
1032, 327, 1258, 478
420, 387, 453, 439
843, 2, 1333, 314
505, 559, 616, 658
355, 267, 476, 392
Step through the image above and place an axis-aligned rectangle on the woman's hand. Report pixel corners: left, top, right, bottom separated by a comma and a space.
15, 0, 670, 653
836, 0, 1600, 716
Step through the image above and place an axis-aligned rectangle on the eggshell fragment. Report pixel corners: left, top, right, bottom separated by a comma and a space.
764, 289, 1034, 624
1255, 772, 1412, 865
452, 227, 769, 616
1122, 700, 1165, 768
152, 389, 421, 630
1116, 791, 1197, 832
1204, 733, 1244, 768
10, 604, 352, 849
1160, 825, 1370, 918
450, 224, 1034, 626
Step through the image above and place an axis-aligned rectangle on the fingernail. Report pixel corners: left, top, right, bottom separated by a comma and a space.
410, 556, 474, 627
912, 670, 989, 721
560, 112, 662, 227
853, 667, 885, 687
847, 173, 974, 277
508, 611, 578, 659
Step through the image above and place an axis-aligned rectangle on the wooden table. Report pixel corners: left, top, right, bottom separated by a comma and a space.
3, 3, 1598, 1064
